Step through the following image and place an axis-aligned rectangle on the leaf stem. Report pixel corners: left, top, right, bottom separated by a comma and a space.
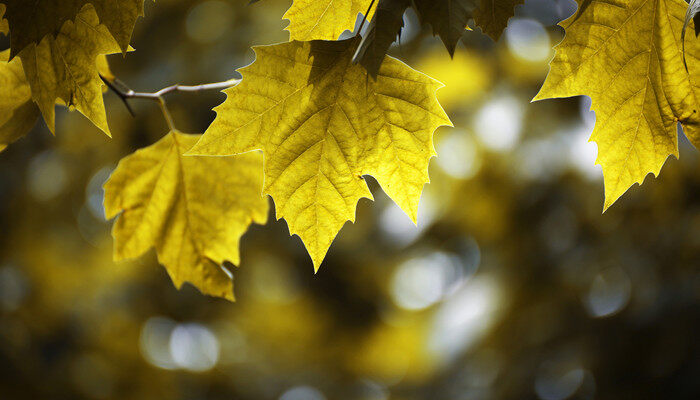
357, 0, 377, 36
157, 97, 176, 132
100, 75, 240, 131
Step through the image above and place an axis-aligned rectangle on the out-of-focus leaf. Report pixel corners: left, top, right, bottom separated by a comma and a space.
104, 131, 269, 301
283, 0, 374, 40
0, 0, 145, 58
189, 39, 451, 269
416, 49, 492, 108
18, 5, 121, 135
535, 0, 700, 210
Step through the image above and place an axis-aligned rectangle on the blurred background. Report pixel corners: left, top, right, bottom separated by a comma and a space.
1, 0, 699, 399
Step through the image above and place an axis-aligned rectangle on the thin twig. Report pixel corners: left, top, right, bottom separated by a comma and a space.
100, 75, 240, 130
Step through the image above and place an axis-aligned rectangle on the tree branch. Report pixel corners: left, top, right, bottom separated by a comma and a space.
100, 75, 241, 131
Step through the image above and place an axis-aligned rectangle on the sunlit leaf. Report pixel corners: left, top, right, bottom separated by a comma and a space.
682, 0, 700, 68
104, 131, 269, 301
189, 39, 451, 269
284, 0, 374, 41
535, 0, 700, 210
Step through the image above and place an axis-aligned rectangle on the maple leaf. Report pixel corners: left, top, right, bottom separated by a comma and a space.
104, 132, 269, 301
0, 49, 40, 152
683, 0, 700, 67
0, 0, 145, 58
413, 0, 478, 56
535, 0, 700, 210
18, 4, 122, 135
353, 0, 411, 77
356, 0, 514, 74
474, 0, 525, 40
188, 39, 451, 269
283, 0, 375, 41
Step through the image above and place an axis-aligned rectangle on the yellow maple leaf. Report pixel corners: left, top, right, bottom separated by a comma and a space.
18, 4, 122, 136
534, 0, 700, 210
0, 0, 144, 57
189, 39, 451, 269
474, 0, 524, 40
284, 0, 374, 41
0, 49, 40, 152
104, 132, 269, 301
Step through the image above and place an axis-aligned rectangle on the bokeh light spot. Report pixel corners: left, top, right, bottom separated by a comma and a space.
474, 95, 523, 152
140, 317, 177, 370
279, 385, 326, 400
390, 252, 464, 311
436, 130, 482, 179
584, 268, 632, 318
27, 150, 68, 201
506, 18, 551, 63
169, 322, 220, 372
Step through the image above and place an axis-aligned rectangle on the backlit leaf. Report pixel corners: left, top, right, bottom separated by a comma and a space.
0, 0, 145, 58
534, 0, 700, 210
18, 4, 122, 135
104, 132, 269, 301
682, 0, 700, 68
189, 39, 451, 269
0, 49, 40, 152
284, 0, 374, 41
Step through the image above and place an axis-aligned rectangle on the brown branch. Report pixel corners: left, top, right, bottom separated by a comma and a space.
100, 75, 240, 131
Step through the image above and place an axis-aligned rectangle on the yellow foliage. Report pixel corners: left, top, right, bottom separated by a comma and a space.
0, 49, 39, 152
18, 5, 122, 136
283, 0, 374, 41
189, 39, 451, 269
0, 45, 114, 151
104, 132, 269, 301
535, 0, 700, 210
0, 0, 144, 57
